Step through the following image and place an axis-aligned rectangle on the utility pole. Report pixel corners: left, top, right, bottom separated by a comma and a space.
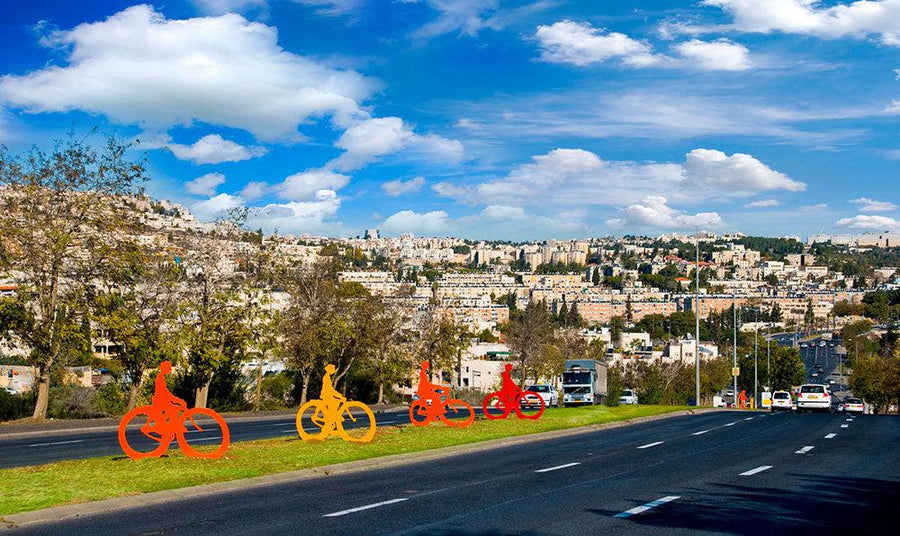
754, 309, 759, 409
695, 237, 701, 407
733, 294, 737, 408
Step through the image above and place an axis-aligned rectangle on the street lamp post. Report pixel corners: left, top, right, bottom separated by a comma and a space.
754, 309, 759, 409
695, 237, 701, 407
732, 294, 737, 408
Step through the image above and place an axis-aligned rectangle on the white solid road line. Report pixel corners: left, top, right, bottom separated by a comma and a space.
691, 430, 709, 436
614, 496, 681, 519
535, 462, 581, 473
841, 424, 849, 428
27, 439, 85, 447
323, 498, 409, 517
637, 441, 665, 449
795, 446, 815, 454
825, 433, 837, 439
190, 436, 223, 442
380, 420, 397, 425
740, 465, 773, 476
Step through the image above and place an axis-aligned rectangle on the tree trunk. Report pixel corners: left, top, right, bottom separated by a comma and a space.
127, 371, 145, 410
254, 363, 263, 411
32, 361, 52, 420
377, 382, 384, 404
300, 375, 310, 405
195, 377, 212, 409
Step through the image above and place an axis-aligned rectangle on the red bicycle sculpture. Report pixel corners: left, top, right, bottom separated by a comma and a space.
409, 361, 475, 428
482, 364, 545, 420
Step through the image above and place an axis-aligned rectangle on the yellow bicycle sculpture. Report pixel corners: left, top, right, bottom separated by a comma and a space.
295, 364, 376, 443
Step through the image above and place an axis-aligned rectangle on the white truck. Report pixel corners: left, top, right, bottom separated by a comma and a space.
562, 359, 608, 406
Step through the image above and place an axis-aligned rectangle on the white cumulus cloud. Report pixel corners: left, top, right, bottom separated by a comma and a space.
162, 134, 268, 164
481, 205, 528, 221
331, 116, 462, 171
745, 199, 779, 208
850, 197, 897, 212
275, 169, 350, 201
672, 39, 750, 71
382, 210, 451, 235
248, 189, 342, 234
436, 148, 802, 208
836, 214, 900, 230
608, 196, 723, 230
185, 172, 227, 196
382, 176, 426, 196
191, 192, 244, 219
697, 0, 900, 46
535, 20, 660, 68
0, 5, 375, 140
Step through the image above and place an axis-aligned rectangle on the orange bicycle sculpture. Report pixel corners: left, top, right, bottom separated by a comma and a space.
482, 364, 545, 420
118, 361, 230, 459
409, 361, 475, 428
296, 364, 376, 443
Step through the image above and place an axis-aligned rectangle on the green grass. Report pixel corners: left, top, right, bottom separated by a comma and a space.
0, 404, 688, 517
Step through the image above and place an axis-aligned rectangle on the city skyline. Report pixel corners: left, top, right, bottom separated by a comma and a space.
1, 0, 899, 240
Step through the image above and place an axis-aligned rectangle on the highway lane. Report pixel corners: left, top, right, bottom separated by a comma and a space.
12, 410, 898, 535
0, 405, 520, 469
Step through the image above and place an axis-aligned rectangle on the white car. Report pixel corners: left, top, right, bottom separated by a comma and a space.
523, 385, 559, 408
819, 340, 827, 347
842, 398, 865, 414
797, 384, 832, 412
801, 343, 808, 348
619, 389, 639, 405
770, 390, 793, 411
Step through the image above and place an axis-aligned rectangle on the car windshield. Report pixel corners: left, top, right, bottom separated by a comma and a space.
621, 390, 633, 396
801, 385, 825, 394
526, 386, 549, 393
774, 393, 790, 399
847, 398, 862, 404
563, 385, 590, 394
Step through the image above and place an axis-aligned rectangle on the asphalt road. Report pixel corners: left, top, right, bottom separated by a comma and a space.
11, 410, 900, 535
0, 405, 518, 469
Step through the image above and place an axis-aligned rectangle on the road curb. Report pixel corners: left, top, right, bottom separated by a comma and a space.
1, 407, 722, 530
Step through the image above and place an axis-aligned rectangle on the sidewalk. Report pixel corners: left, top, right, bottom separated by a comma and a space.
0, 404, 408, 439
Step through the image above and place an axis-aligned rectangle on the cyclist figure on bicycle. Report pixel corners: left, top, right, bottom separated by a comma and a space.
320, 364, 346, 415
144, 360, 187, 438
417, 361, 446, 407
499, 363, 520, 404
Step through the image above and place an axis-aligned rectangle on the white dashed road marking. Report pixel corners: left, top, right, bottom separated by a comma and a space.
535, 462, 581, 473
637, 441, 664, 449
740, 465, 773, 476
724, 422, 737, 427
825, 433, 836, 439
28, 440, 85, 447
323, 498, 409, 517
614, 496, 681, 519
795, 446, 815, 454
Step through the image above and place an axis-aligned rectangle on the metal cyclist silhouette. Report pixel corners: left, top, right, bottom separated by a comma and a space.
409, 360, 475, 428
296, 364, 376, 443
482, 364, 545, 420
118, 361, 230, 459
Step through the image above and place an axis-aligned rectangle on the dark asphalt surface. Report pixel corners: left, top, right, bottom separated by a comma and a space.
10, 410, 899, 535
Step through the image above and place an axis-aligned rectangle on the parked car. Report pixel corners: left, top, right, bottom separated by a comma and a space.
819, 340, 827, 347
801, 343, 808, 348
619, 389, 639, 405
770, 390, 793, 412
523, 384, 559, 408
843, 398, 865, 414
797, 384, 832, 412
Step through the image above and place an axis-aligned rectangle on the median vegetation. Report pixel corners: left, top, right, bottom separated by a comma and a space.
0, 404, 688, 517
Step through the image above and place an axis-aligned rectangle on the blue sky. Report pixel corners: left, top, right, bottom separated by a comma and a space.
0, 0, 898, 240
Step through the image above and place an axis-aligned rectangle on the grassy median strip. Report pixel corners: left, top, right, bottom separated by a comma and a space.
0, 404, 687, 516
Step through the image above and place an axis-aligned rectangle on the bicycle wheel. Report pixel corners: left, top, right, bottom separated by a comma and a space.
118, 406, 171, 460
481, 393, 510, 420
337, 401, 376, 443
409, 400, 431, 426
297, 400, 331, 440
514, 392, 546, 420
440, 399, 475, 428
176, 408, 230, 459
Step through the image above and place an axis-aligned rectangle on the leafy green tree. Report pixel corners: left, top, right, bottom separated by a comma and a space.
606, 364, 624, 406
0, 134, 146, 419
505, 300, 554, 385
